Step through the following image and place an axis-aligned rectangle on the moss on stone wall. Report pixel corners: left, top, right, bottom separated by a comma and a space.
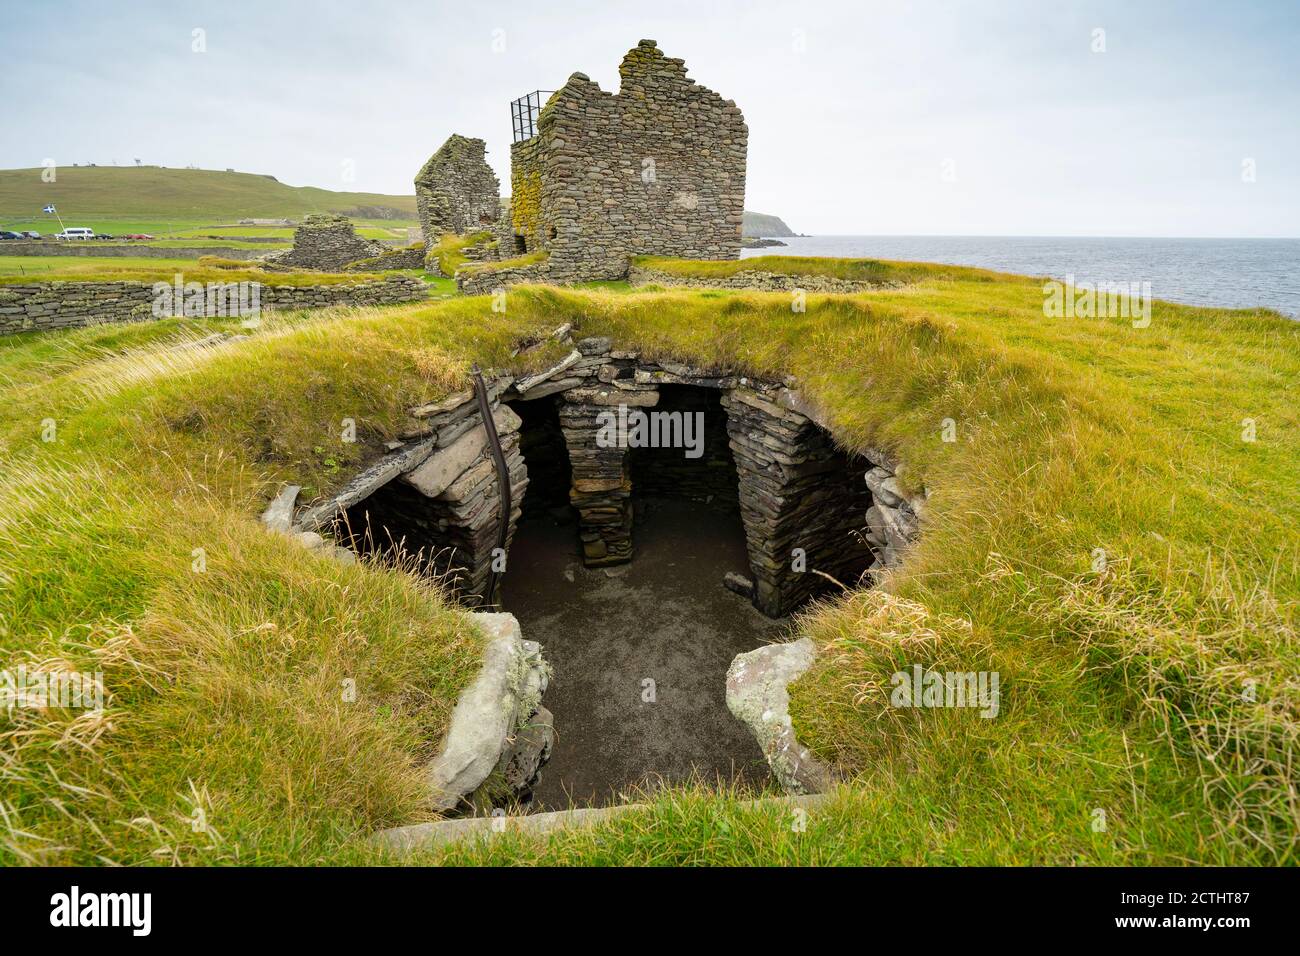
510, 169, 542, 243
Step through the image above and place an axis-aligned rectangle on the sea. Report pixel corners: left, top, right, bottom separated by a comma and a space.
739, 236, 1300, 318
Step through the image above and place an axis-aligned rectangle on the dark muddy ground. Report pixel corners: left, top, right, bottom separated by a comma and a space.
501, 497, 786, 810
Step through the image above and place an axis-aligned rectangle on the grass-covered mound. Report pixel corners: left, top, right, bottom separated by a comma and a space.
1, 265, 1296, 865
633, 253, 1015, 285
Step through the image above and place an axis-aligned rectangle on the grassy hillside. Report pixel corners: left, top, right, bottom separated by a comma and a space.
742, 211, 795, 237
0, 268, 1295, 865
0, 166, 416, 225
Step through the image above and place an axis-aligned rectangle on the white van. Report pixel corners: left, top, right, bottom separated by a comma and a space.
55, 228, 95, 240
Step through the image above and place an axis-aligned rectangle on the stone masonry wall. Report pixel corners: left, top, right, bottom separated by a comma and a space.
493, 331, 925, 616
456, 259, 550, 296
0, 275, 428, 335
263, 214, 383, 271
294, 376, 526, 608
504, 40, 748, 283
343, 243, 427, 272
290, 331, 926, 619
415, 135, 502, 244
722, 388, 874, 616
628, 386, 739, 511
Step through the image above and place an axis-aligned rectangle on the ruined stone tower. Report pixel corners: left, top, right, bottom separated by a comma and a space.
506, 40, 748, 282
414, 135, 502, 244
263, 214, 383, 271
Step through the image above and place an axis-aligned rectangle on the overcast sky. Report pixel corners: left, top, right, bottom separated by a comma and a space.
2, 0, 1297, 236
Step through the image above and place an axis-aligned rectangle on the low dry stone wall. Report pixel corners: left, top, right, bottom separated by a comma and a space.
628, 263, 894, 293
0, 275, 427, 335
260, 275, 428, 310
343, 244, 427, 272
456, 260, 550, 296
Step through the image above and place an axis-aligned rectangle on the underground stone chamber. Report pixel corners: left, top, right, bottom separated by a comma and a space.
502, 387, 777, 808
314, 351, 911, 811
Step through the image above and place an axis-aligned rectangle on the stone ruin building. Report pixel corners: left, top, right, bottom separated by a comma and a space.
505, 40, 748, 282
262, 214, 384, 271
414, 135, 502, 245
413, 40, 748, 288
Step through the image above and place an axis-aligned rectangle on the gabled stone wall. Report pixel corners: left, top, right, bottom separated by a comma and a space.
505, 40, 748, 283
415, 135, 502, 244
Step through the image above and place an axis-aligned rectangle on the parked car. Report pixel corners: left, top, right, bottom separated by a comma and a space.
94, 233, 115, 240
123, 233, 154, 240
55, 227, 95, 240
22, 231, 41, 239
0, 231, 25, 240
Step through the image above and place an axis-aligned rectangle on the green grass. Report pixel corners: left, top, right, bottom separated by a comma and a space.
419, 275, 457, 296
140, 238, 290, 250
1, 266, 1296, 866
425, 232, 493, 277
0, 257, 399, 287
0, 255, 201, 279
633, 254, 1014, 285
459, 250, 548, 275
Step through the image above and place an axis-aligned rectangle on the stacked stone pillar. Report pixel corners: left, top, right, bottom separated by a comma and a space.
558, 386, 656, 566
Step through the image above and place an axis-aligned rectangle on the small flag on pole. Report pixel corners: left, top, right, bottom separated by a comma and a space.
43, 205, 56, 214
